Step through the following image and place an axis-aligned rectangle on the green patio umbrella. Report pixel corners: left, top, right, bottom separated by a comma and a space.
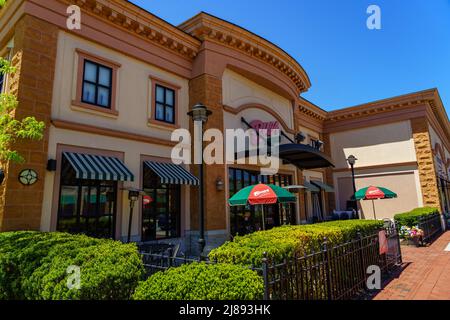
352, 186, 397, 220
229, 183, 296, 230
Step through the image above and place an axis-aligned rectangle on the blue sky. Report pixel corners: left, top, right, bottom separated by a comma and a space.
130, 0, 450, 113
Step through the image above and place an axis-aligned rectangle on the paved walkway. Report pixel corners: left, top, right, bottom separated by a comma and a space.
374, 231, 450, 300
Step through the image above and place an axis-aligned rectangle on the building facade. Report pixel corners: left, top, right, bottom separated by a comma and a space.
0, 0, 448, 253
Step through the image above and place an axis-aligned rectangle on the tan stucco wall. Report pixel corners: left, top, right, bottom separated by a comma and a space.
330, 121, 417, 169
222, 69, 294, 130
45, 31, 194, 239
52, 31, 190, 141
336, 171, 420, 220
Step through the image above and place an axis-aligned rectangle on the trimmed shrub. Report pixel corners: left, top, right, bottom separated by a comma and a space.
0, 231, 144, 300
209, 220, 383, 266
394, 207, 440, 228
133, 262, 263, 300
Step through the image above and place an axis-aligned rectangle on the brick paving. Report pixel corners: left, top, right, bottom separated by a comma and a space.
374, 231, 450, 300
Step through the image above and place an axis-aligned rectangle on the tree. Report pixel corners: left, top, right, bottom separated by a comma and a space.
0, 57, 45, 165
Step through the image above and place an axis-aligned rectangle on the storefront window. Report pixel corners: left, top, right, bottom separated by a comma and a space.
142, 165, 181, 241
229, 168, 296, 236
57, 157, 117, 239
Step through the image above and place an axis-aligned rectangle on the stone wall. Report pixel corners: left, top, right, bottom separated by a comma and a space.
0, 15, 58, 231
411, 117, 441, 209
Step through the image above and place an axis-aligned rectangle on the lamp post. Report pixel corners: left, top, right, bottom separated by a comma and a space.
346, 155, 358, 218
188, 103, 212, 258
127, 189, 140, 243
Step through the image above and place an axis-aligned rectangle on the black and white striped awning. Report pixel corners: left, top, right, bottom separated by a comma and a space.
63, 152, 134, 182
144, 161, 199, 186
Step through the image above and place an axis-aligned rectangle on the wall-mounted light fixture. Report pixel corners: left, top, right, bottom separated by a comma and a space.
216, 177, 224, 191
47, 159, 57, 171
295, 132, 306, 144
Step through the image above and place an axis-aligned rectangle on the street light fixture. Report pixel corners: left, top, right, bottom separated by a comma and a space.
187, 103, 212, 258
346, 155, 359, 219
127, 188, 141, 243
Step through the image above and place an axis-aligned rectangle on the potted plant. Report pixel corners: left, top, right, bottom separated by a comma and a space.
399, 225, 424, 247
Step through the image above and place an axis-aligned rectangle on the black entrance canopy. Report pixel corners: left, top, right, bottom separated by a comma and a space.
278, 143, 334, 170
234, 143, 334, 170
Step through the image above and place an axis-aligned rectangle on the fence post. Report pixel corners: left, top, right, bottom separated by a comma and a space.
322, 237, 332, 300
167, 247, 173, 268
394, 222, 403, 265
357, 231, 366, 290
262, 252, 269, 300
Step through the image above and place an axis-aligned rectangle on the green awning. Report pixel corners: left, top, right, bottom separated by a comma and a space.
311, 181, 335, 193
63, 152, 134, 182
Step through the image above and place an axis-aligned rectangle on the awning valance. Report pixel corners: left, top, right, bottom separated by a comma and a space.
302, 181, 320, 192
311, 181, 335, 193
63, 152, 134, 182
144, 161, 199, 186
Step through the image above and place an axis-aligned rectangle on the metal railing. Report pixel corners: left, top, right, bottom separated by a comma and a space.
140, 229, 402, 300
418, 214, 443, 244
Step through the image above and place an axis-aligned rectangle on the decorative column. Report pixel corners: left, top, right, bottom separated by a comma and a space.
188, 74, 227, 254
321, 133, 336, 214
411, 117, 441, 209
0, 15, 58, 231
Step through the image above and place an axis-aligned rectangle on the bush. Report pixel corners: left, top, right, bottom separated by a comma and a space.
209, 220, 383, 266
394, 207, 440, 228
0, 231, 144, 300
133, 262, 263, 300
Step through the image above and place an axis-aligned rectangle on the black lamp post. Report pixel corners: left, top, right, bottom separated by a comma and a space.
127, 189, 140, 243
188, 103, 212, 258
346, 155, 358, 218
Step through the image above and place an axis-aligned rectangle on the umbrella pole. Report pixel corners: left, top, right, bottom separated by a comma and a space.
261, 205, 266, 231
372, 199, 377, 220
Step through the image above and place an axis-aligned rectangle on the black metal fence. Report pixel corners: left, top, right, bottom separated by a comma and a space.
140, 228, 402, 300
261, 231, 401, 300
418, 214, 443, 244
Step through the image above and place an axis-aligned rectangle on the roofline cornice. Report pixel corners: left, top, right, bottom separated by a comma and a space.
60, 0, 201, 59
179, 12, 311, 94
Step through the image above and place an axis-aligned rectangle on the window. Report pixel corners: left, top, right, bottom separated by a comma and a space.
154, 84, 175, 124
57, 156, 117, 239
142, 164, 181, 241
74, 49, 120, 115
82, 60, 112, 108
228, 168, 296, 236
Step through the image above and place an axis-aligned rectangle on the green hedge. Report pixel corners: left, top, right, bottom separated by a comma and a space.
394, 207, 440, 228
133, 262, 263, 300
209, 220, 383, 266
0, 232, 144, 300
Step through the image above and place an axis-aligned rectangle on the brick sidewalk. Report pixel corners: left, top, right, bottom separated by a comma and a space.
374, 231, 450, 300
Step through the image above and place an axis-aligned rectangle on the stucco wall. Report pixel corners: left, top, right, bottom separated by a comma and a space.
45, 31, 194, 240
52, 31, 190, 141
335, 170, 420, 220
330, 121, 417, 169
222, 69, 294, 130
